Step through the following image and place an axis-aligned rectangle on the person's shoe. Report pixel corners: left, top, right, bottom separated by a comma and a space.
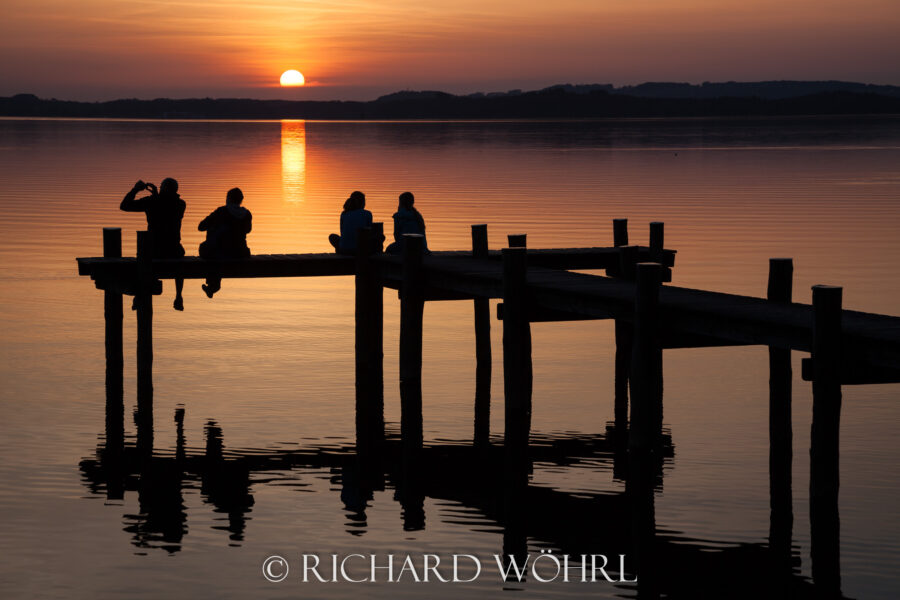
173, 297, 184, 311
202, 284, 214, 298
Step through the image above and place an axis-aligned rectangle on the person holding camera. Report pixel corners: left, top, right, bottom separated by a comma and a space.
120, 177, 186, 310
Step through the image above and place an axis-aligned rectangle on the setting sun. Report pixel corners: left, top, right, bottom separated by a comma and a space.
280, 70, 305, 87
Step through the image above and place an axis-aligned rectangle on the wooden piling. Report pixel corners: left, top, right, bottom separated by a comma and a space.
629, 262, 663, 453
472, 224, 491, 447
613, 218, 629, 247
400, 234, 425, 462
767, 258, 793, 572
102, 228, 124, 456
501, 247, 531, 566
614, 320, 632, 431
649, 222, 664, 260
618, 245, 639, 280
810, 284, 842, 594
396, 220, 426, 535
507, 233, 527, 248
135, 230, 154, 456
625, 262, 663, 590
502, 247, 532, 470
355, 225, 385, 452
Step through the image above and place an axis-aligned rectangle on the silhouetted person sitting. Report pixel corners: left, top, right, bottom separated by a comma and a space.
198, 187, 252, 298
120, 178, 186, 311
385, 192, 429, 255
329, 191, 374, 255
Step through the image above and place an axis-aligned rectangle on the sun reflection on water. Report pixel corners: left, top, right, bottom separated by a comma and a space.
281, 120, 306, 203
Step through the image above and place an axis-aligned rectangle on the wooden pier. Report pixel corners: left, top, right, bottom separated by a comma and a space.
77, 219, 900, 597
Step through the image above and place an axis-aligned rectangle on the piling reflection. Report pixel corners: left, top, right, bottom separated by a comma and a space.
79, 394, 838, 597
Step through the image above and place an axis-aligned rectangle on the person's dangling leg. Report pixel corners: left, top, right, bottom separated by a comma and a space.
202, 277, 221, 298
329, 234, 341, 253
173, 277, 184, 310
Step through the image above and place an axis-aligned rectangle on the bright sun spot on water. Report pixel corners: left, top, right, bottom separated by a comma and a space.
280, 70, 305, 86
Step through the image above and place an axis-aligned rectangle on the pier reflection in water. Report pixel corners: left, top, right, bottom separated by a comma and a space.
79, 305, 842, 599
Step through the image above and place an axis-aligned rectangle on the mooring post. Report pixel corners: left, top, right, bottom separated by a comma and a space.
614, 320, 632, 431
607, 219, 630, 278
135, 230, 154, 457
810, 284, 843, 595
400, 234, 425, 466
613, 218, 629, 247
501, 246, 531, 576
502, 247, 532, 473
629, 262, 663, 453
472, 224, 492, 447
355, 225, 385, 454
767, 258, 794, 573
102, 228, 124, 462
626, 264, 662, 591
507, 233, 527, 248
649, 222, 664, 261
619, 245, 639, 280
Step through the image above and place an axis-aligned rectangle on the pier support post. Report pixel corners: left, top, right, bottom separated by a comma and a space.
103, 229, 124, 443
629, 262, 663, 453
619, 245, 639, 280
649, 222, 664, 261
507, 233, 527, 248
810, 285, 842, 595
501, 247, 531, 580
613, 218, 629, 247
472, 224, 492, 447
355, 225, 384, 454
608, 219, 630, 278
502, 247, 532, 473
767, 258, 793, 573
400, 234, 425, 466
135, 230, 154, 457
103, 227, 124, 499
627, 262, 663, 593
614, 320, 632, 431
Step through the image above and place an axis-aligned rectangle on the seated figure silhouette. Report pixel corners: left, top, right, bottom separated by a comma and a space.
385, 192, 428, 255
198, 187, 252, 298
120, 178, 186, 311
328, 191, 374, 255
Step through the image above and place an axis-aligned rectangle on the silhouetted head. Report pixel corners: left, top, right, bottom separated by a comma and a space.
160, 177, 178, 196
226, 187, 244, 205
399, 192, 414, 209
348, 190, 365, 210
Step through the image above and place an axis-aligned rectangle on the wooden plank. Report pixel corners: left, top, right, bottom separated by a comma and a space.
801, 357, 900, 385
496, 302, 602, 322
76, 246, 676, 280
659, 331, 755, 349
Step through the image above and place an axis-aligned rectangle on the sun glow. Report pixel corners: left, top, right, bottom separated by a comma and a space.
280, 70, 305, 86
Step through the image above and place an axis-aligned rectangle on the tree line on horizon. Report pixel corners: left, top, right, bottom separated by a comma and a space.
2, 80, 899, 119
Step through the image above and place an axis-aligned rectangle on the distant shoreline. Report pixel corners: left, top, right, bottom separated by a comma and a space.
4, 81, 900, 120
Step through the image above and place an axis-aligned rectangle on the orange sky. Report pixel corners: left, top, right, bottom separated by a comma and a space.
1, 0, 898, 100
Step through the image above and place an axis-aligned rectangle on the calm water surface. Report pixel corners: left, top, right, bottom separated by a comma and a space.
0, 117, 898, 599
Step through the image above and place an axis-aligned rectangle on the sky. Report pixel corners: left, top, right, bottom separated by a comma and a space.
1, 0, 899, 101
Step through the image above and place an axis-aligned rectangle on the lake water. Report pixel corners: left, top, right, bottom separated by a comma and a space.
0, 116, 898, 599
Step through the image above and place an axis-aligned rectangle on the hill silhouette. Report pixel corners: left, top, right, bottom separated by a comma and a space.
3, 80, 899, 119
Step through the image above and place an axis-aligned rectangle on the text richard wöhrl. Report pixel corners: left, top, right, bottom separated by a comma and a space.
262, 552, 636, 584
